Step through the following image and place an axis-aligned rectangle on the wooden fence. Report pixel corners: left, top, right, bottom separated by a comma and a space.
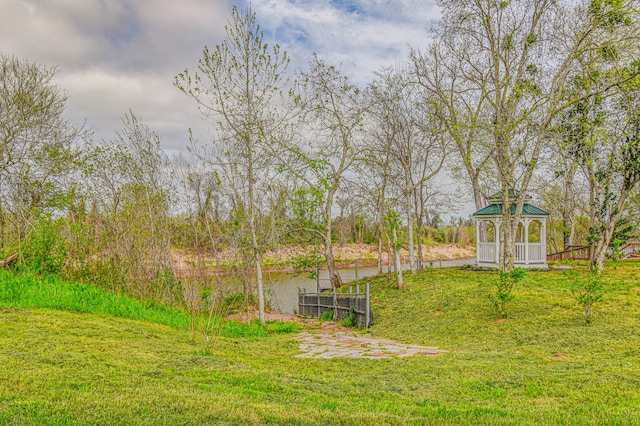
547, 245, 590, 261
298, 283, 373, 328
546, 241, 640, 262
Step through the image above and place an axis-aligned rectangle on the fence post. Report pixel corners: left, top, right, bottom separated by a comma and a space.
365, 282, 370, 328
333, 287, 338, 320
298, 288, 301, 315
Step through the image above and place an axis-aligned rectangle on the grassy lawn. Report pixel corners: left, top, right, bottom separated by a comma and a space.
1, 262, 640, 424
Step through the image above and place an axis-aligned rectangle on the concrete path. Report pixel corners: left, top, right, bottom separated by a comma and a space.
296, 331, 445, 359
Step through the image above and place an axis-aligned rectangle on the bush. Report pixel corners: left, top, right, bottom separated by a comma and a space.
24, 218, 67, 275
567, 269, 604, 324
341, 307, 357, 327
488, 268, 526, 319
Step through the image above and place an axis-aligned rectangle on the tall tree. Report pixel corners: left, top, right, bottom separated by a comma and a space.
277, 54, 368, 289
583, 76, 640, 271
0, 54, 77, 175
368, 68, 448, 274
414, 0, 640, 272
0, 54, 82, 257
175, 5, 293, 324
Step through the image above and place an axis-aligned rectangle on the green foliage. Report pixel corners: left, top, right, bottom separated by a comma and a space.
222, 320, 299, 338
222, 292, 257, 314
0, 270, 191, 329
567, 269, 604, 324
290, 251, 323, 279
341, 307, 357, 327
488, 267, 527, 318
23, 218, 67, 275
589, 0, 632, 27
318, 310, 333, 321
608, 238, 625, 263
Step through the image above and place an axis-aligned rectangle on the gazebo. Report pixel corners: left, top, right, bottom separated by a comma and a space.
473, 192, 549, 268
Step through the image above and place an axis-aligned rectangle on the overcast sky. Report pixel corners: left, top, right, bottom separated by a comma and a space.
0, 0, 440, 152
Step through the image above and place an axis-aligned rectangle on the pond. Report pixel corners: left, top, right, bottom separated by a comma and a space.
262, 258, 475, 314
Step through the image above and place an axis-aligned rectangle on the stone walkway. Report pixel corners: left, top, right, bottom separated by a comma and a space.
296, 331, 445, 359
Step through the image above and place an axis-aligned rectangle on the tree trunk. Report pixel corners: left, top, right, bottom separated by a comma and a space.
392, 226, 403, 288
247, 157, 265, 325
590, 196, 627, 272
416, 217, 424, 271
377, 228, 383, 274
563, 162, 578, 249
386, 233, 392, 281
406, 190, 416, 274
254, 250, 265, 323
324, 203, 343, 289
499, 186, 519, 273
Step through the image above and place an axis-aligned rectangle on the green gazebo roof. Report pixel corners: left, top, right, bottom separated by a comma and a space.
473, 203, 549, 216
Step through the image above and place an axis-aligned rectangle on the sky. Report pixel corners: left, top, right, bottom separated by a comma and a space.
0, 0, 440, 152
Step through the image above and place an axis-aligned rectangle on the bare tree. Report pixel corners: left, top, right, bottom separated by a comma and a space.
175, 5, 294, 324
583, 82, 640, 271
367, 68, 448, 275
81, 111, 175, 301
276, 54, 368, 290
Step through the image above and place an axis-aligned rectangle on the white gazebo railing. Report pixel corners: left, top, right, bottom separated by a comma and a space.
527, 243, 545, 263
473, 215, 548, 268
478, 242, 497, 263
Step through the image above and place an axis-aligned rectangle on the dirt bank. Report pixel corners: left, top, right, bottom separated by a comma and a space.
173, 243, 476, 275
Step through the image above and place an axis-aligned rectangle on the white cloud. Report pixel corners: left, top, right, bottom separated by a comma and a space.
0, 0, 439, 151
253, 0, 439, 81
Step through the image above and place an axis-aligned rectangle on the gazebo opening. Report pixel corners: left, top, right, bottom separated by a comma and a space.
516, 222, 525, 243
528, 220, 541, 243
480, 222, 496, 243
473, 192, 549, 268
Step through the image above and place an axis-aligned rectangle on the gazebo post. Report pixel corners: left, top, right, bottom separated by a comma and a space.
475, 220, 481, 266
524, 218, 529, 265
494, 219, 500, 266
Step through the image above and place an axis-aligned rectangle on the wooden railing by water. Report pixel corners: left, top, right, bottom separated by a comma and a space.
547, 241, 640, 261
547, 245, 590, 261
617, 242, 640, 258
298, 283, 372, 328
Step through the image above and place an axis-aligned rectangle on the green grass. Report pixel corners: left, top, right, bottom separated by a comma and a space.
0, 270, 192, 329
1, 262, 640, 424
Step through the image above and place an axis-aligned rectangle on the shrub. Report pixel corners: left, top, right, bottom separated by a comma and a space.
567, 269, 604, 324
488, 268, 526, 319
24, 218, 68, 275
341, 307, 357, 327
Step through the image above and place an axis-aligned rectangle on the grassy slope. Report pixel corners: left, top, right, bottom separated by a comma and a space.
369, 261, 640, 424
1, 263, 640, 424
